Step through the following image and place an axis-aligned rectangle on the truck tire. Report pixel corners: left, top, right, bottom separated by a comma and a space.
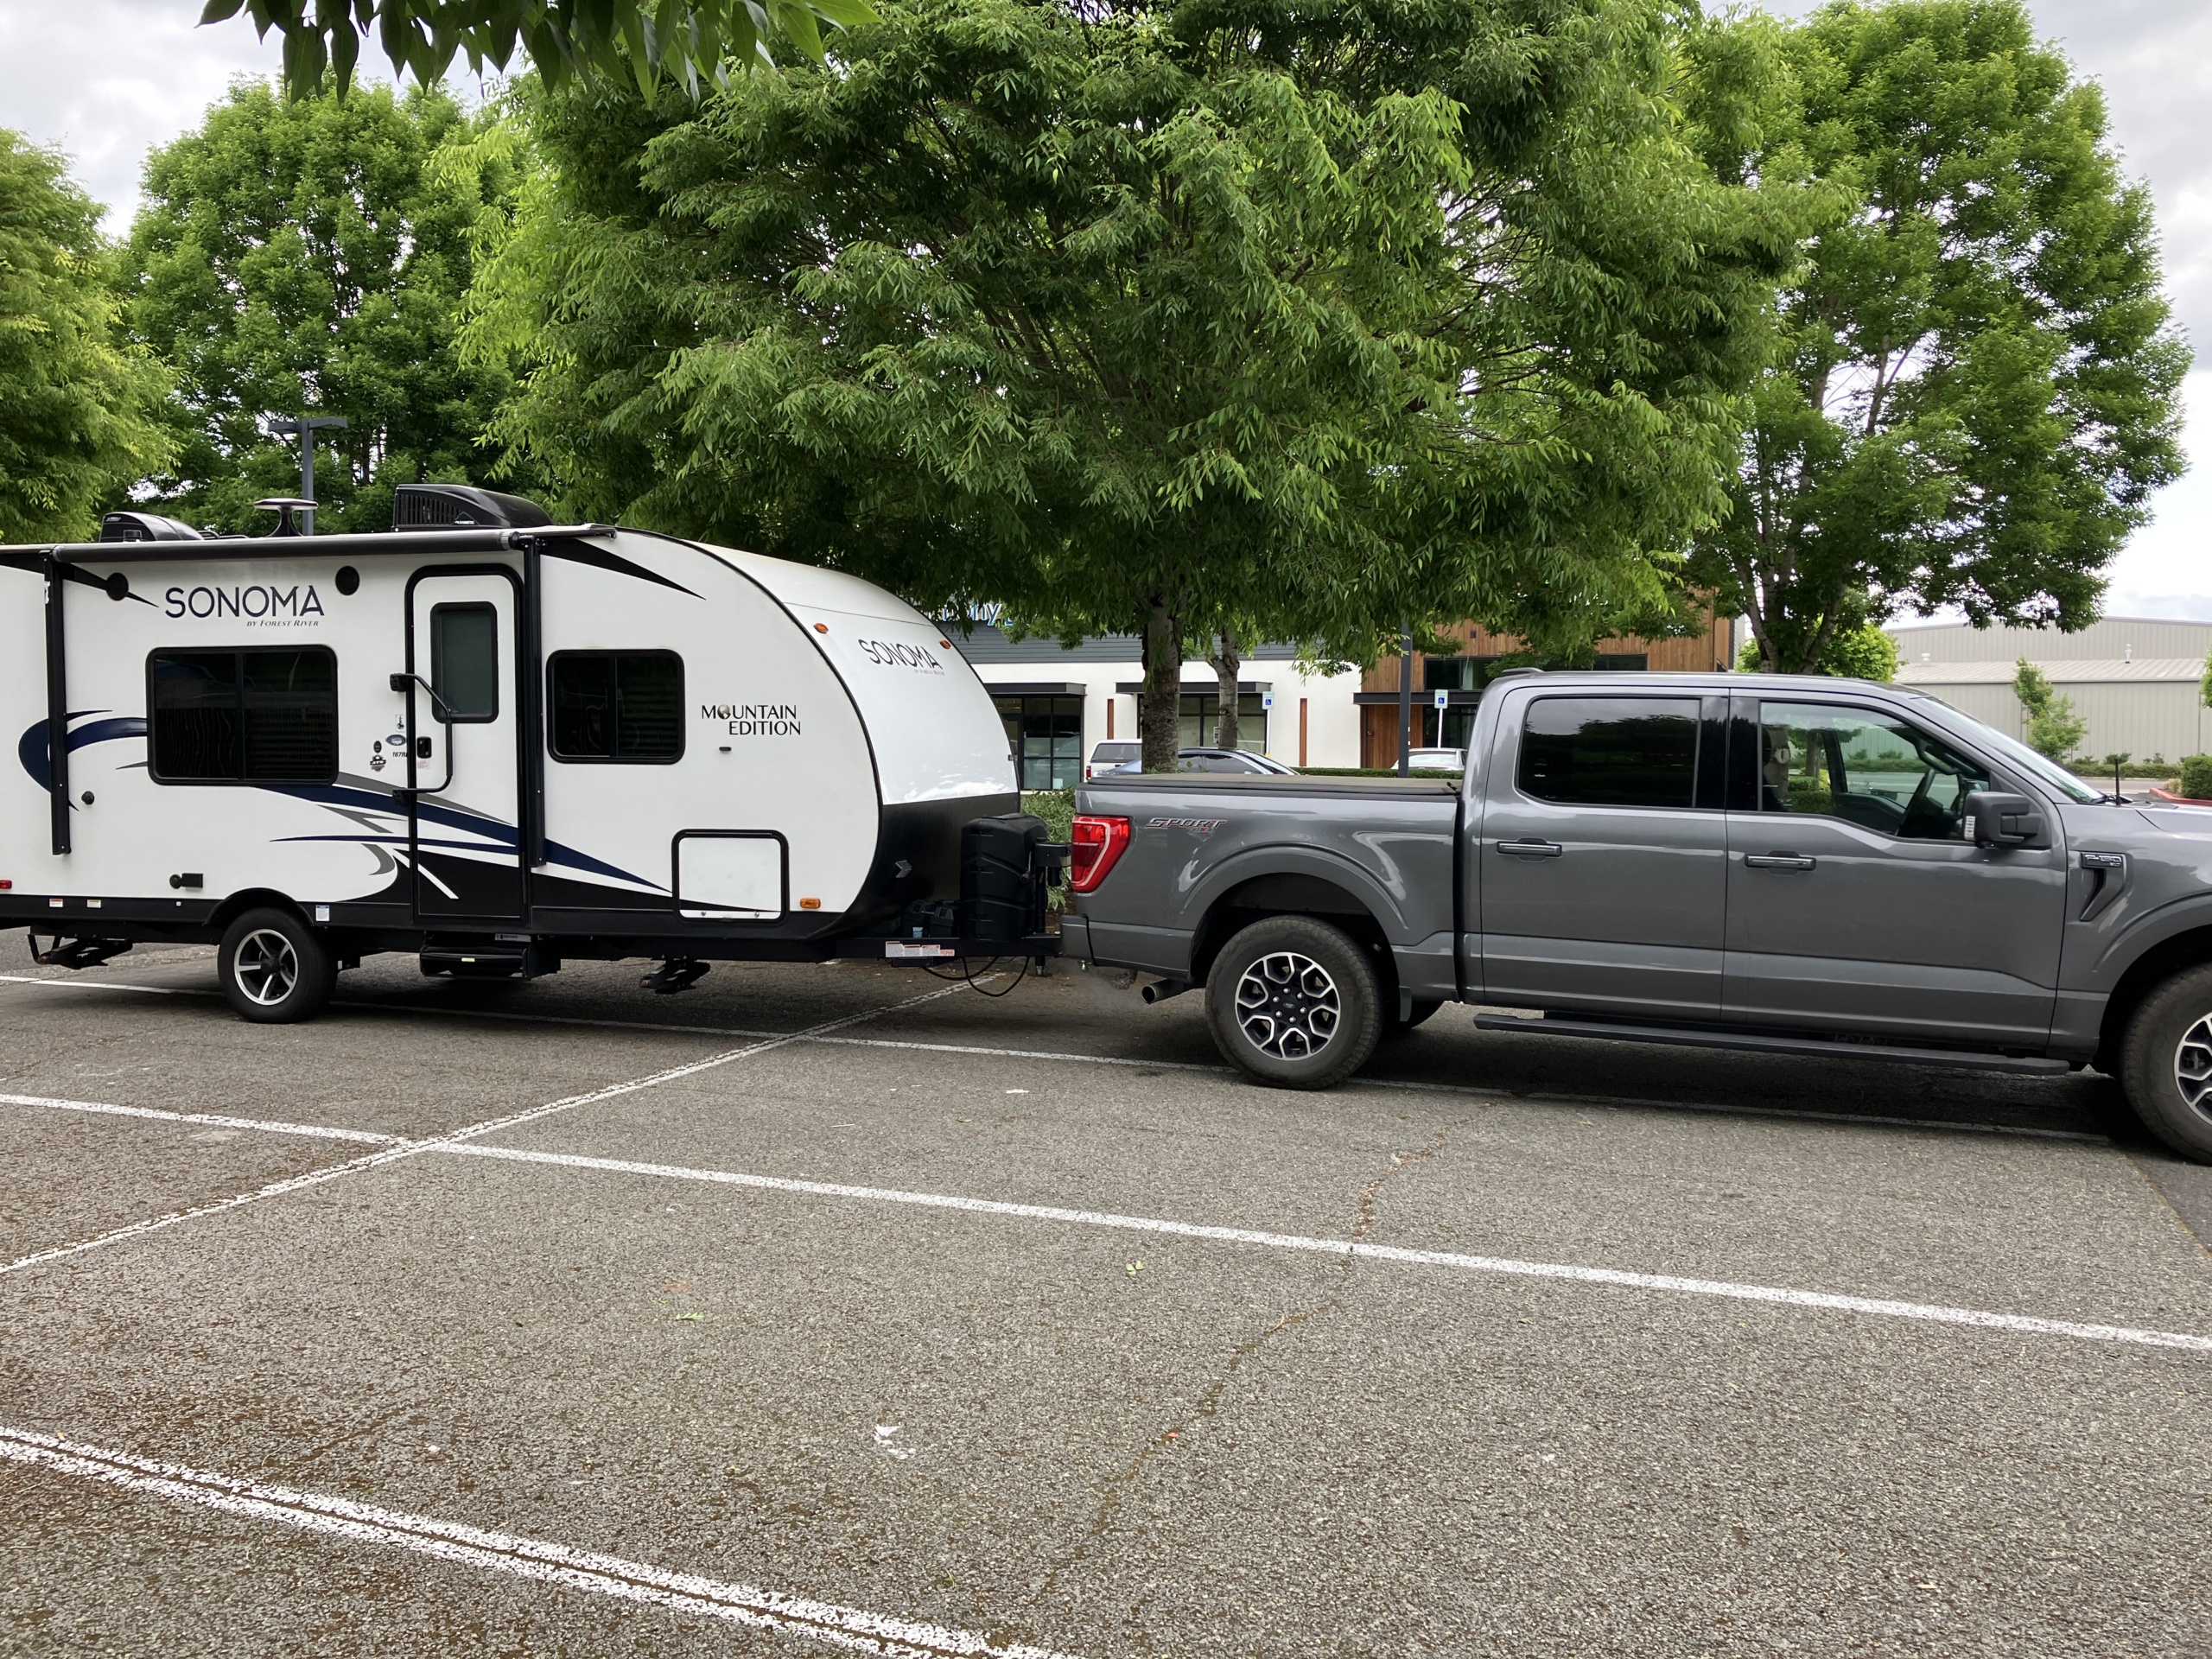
1206, 916, 1383, 1090
2120, 963, 2212, 1162
218, 907, 337, 1025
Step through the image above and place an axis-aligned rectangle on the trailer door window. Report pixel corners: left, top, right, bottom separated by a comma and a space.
549, 652, 684, 761
429, 603, 499, 721
149, 648, 337, 784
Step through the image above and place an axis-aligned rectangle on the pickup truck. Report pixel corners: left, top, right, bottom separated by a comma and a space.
1058, 670, 2212, 1163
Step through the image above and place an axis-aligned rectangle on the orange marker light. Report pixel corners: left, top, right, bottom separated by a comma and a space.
814, 622, 829, 633
799, 896, 822, 910
939, 639, 950, 648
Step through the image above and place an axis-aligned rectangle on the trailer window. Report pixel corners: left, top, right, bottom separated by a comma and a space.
149, 648, 337, 784
430, 603, 499, 722
549, 652, 683, 761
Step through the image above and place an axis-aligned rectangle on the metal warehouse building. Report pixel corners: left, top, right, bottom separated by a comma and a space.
1889, 616, 2212, 762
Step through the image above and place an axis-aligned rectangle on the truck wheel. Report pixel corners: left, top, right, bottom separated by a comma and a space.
218, 908, 337, 1025
2120, 964, 2212, 1162
1206, 916, 1382, 1090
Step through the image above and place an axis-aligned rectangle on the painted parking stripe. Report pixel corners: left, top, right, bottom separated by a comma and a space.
0, 974, 2107, 1147
0, 1093, 400, 1145
0, 1426, 1074, 1658
437, 1143, 2212, 1355
0, 983, 976, 1279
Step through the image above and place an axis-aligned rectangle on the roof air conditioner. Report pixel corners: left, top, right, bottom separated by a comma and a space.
393, 483, 555, 532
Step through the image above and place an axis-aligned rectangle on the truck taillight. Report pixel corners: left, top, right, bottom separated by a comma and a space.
1067, 816, 1130, 893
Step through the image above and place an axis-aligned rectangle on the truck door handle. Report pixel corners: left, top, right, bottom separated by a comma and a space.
1745, 853, 1817, 871
1497, 838, 1564, 859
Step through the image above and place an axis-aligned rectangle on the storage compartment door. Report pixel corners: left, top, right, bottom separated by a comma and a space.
675, 832, 785, 919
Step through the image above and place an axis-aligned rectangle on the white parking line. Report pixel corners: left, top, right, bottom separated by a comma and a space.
0, 1425, 1074, 1658
0, 1093, 400, 1145
0, 984, 974, 1279
0, 972, 2107, 1146
433, 1143, 2212, 1354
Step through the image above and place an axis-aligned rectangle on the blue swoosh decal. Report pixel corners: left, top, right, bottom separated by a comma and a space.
17, 713, 147, 790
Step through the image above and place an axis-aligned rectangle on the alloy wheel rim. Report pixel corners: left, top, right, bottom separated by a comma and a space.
234, 929, 300, 1007
2174, 1014, 2212, 1122
1236, 950, 1341, 1061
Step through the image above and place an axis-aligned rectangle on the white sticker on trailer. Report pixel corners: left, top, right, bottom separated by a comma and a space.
676, 836, 784, 918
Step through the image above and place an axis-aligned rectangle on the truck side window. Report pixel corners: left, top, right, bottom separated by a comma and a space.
1758, 702, 1989, 840
148, 648, 338, 784
549, 651, 684, 761
1517, 696, 1699, 808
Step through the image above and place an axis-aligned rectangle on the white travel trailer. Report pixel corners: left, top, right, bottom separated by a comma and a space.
1, 486, 1054, 1020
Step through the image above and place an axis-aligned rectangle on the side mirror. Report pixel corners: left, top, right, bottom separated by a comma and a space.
1968, 791, 2044, 849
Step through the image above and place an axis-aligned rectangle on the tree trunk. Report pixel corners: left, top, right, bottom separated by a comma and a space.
1141, 599, 1184, 772
1209, 629, 1241, 749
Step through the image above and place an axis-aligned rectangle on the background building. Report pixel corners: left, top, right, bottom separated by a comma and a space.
953, 626, 1364, 785
1354, 612, 1737, 767
1889, 617, 2212, 761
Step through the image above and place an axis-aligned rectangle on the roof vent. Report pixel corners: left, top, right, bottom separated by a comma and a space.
394, 483, 554, 532
99, 511, 203, 543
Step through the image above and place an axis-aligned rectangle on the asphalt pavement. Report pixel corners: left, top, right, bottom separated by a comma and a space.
2, 943, 2208, 1657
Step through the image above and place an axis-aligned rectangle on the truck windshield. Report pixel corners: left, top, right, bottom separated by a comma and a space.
1913, 701, 2104, 804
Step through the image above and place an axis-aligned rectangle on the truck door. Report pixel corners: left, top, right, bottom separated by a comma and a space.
403, 570, 524, 922
1479, 690, 1728, 1019
1722, 696, 2065, 1047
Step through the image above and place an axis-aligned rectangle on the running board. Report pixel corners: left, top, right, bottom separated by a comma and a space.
1470, 1013, 2073, 1076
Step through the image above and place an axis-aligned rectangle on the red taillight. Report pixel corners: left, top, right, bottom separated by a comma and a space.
1067, 815, 1130, 893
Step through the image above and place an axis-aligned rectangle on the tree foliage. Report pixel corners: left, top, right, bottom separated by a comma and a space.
1682, 0, 2190, 676
199, 0, 875, 99
468, 0, 1793, 766
2013, 657, 2086, 762
1738, 620, 1895, 680
0, 134, 174, 544
122, 81, 533, 535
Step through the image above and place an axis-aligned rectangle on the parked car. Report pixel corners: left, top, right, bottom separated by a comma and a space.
1063, 670, 2212, 1162
1404, 747, 1465, 770
1084, 741, 1140, 780
1104, 747, 1298, 777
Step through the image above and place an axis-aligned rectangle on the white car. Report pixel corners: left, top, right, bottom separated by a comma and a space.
1405, 747, 1465, 770
1084, 741, 1140, 780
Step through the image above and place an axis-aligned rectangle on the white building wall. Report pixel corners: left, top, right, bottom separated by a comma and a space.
973, 658, 1364, 772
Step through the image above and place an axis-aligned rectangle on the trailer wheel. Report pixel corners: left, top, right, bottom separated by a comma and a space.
218, 908, 337, 1025
2120, 963, 2212, 1162
1205, 916, 1382, 1090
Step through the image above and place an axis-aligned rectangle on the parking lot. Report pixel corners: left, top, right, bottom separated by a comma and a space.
3, 945, 2209, 1658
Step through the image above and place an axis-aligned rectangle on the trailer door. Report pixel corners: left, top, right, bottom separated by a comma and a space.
404, 570, 524, 921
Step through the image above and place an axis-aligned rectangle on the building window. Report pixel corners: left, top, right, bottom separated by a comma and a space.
549, 652, 684, 761
995, 696, 1083, 791
1171, 693, 1268, 751
149, 648, 337, 784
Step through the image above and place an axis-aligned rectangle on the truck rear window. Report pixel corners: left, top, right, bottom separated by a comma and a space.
1517, 696, 1699, 809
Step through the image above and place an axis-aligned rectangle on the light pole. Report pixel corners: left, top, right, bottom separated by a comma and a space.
266, 415, 349, 534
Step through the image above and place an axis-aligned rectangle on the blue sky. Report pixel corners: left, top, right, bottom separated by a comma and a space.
2, 0, 2202, 615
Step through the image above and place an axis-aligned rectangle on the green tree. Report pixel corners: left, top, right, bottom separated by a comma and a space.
122, 81, 533, 535
467, 0, 1791, 767
1683, 0, 2189, 675
0, 134, 173, 543
2013, 657, 2086, 761
200, 0, 874, 99
1736, 616, 1896, 678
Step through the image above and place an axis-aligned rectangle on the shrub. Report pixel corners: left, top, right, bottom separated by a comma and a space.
2179, 757, 2212, 801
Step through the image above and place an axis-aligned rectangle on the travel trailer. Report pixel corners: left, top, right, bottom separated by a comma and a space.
1, 486, 1057, 1021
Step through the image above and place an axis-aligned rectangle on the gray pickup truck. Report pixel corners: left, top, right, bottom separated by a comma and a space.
1059, 670, 2212, 1162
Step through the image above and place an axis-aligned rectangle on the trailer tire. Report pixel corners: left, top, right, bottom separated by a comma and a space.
2120, 963, 2212, 1162
1205, 916, 1382, 1090
218, 908, 337, 1025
